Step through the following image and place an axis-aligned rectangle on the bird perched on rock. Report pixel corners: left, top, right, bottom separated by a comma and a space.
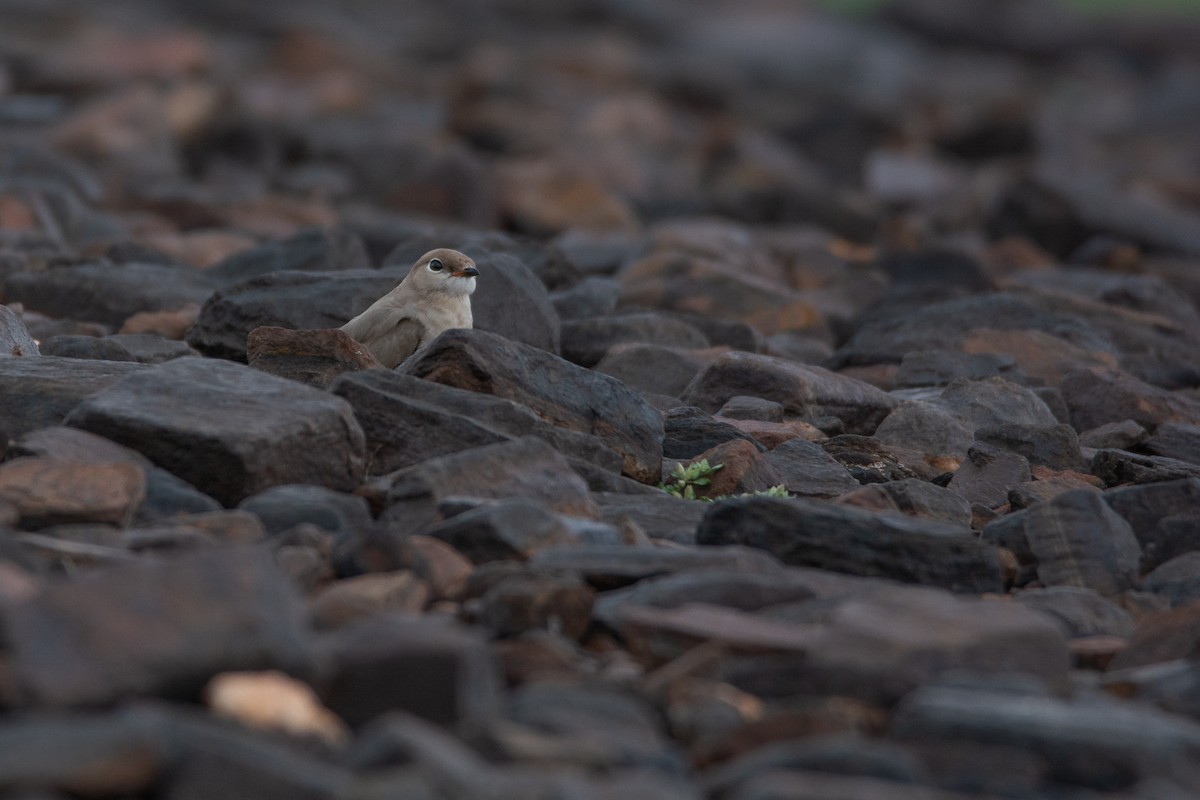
341, 248, 478, 368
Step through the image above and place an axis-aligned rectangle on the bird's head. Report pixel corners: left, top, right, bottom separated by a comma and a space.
409, 248, 478, 297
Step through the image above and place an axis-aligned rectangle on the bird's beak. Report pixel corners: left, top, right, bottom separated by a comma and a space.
455, 265, 480, 278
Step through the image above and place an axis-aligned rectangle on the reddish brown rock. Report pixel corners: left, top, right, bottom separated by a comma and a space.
0, 457, 145, 529
689, 439, 786, 499
247, 326, 381, 389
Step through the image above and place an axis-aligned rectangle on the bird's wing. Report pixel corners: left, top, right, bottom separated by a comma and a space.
342, 306, 426, 368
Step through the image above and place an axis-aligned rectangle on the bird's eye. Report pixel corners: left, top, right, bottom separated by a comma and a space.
428, 258, 444, 272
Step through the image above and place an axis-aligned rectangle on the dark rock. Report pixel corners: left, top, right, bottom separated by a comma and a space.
474, 570, 595, 639
935, 377, 1059, 431
0, 357, 145, 437
5, 261, 218, 328
1079, 419, 1149, 450
204, 226, 369, 284
238, 484, 372, 541
1007, 468, 1102, 510
246, 326, 381, 389
103, 333, 199, 363
697, 497, 1003, 592
946, 442, 1032, 508
1145, 422, 1200, 466
0, 547, 310, 706
871, 478, 972, 528
562, 313, 708, 368
1014, 586, 1137, 638
0, 457, 145, 529
874, 401, 974, 461
594, 343, 711, 397
1061, 367, 1200, 433
764, 439, 859, 499
719, 770, 971, 800
0, 304, 39, 356
1032, 387, 1070, 425
1104, 479, 1200, 571
365, 436, 600, 536
422, 498, 622, 564
0, 709, 167, 796
1110, 603, 1200, 671
593, 491, 708, 544
528, 544, 782, 591
310, 571, 430, 629
891, 684, 1200, 791
664, 407, 765, 460
1092, 449, 1200, 487
667, 311, 761, 353
1100, 660, 1200, 722
464, 252, 562, 354
983, 490, 1141, 597
682, 353, 897, 435
549, 276, 621, 320
66, 357, 366, 506
317, 612, 499, 728
893, 350, 1022, 388
187, 270, 402, 361
717, 396, 785, 422
40, 334, 139, 361
401, 329, 663, 483
1144, 553, 1200, 607
820, 435, 919, 485
975, 423, 1086, 471
688, 439, 787, 498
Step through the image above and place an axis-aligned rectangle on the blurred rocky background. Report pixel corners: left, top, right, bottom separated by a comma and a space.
2, 0, 1200, 797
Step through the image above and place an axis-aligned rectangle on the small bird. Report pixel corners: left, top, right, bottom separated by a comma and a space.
341, 248, 479, 368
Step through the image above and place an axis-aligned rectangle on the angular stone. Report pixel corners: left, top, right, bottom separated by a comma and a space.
947, 442, 1031, 508
1007, 468, 1102, 510
0, 457, 145, 529
5, 261, 218, 327
186, 270, 398, 361
723, 770, 974, 800
103, 333, 199, 363
1014, 587, 1136, 638
892, 684, 1200, 790
204, 226, 369, 284
861, 478, 972, 528
422, 498, 622, 564
664, 407, 765, 461
717, 417, 823, 450
332, 369, 621, 478
0, 303, 39, 356
461, 252, 562, 354
310, 571, 430, 629
689, 439, 785, 499
1078, 419, 1148, 451
246, 326, 381, 389
366, 436, 600, 535
985, 490, 1141, 597
1145, 422, 1200, 466
893, 349, 1022, 388
821, 435, 919, 484
874, 401, 974, 461
962, 327, 1117, 387
1104, 479, 1200, 570
975, 423, 1086, 471
725, 587, 1069, 706
549, 276, 620, 320
402, 329, 662, 482
1110, 602, 1200, 671
317, 612, 499, 727
475, 570, 595, 639
1092, 449, 1200, 487
593, 491, 708, 545
0, 547, 310, 706
610, 603, 815, 666
718, 396, 786, 422
1061, 367, 1200, 432
935, 377, 1059, 431
697, 497, 1004, 593
0, 357, 145, 437
41, 334, 139, 361
562, 313, 709, 368
529, 545, 782, 591
66, 357, 366, 506
237, 484, 372, 540
764, 439, 859, 499
1144, 553, 1200, 608
682, 352, 897, 435
594, 343, 712, 398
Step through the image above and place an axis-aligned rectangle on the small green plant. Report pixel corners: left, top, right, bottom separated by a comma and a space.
659, 459, 723, 500
659, 460, 791, 501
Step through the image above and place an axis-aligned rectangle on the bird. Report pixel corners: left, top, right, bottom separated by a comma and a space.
341, 248, 479, 368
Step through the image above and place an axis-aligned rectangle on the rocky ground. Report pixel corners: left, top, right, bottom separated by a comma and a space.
2, 0, 1200, 797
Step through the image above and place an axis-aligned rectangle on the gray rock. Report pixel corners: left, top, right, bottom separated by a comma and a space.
1061, 367, 1200, 433
204, 226, 370, 283
5, 261, 218, 327
697, 496, 1004, 593
764, 439, 860, 499
0, 304, 40, 357
821, 435, 920, 484
717, 396, 785, 422
0, 357, 145, 437
1145, 422, 1200, 466
529, 544, 783, 590
549, 276, 620, 320
422, 498, 622, 564
874, 478, 973, 528
893, 349, 1022, 388
975, 423, 1086, 470
104, 333, 199, 363
66, 357, 366, 506
1144, 553, 1200, 607
0, 547, 310, 706
465, 252, 562, 354
1104, 479, 1200, 570
874, 400, 975, 460
1079, 419, 1149, 450
682, 352, 898, 434
593, 491, 708, 544
402, 328, 663, 483
562, 312, 709, 368
935, 377, 1059, 431
1014, 586, 1137, 638
40, 334, 138, 361
664, 407, 765, 460
238, 484, 372, 540
594, 343, 709, 397
946, 442, 1032, 508
1092, 449, 1200, 487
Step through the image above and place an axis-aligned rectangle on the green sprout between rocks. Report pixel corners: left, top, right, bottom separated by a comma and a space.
659, 459, 790, 502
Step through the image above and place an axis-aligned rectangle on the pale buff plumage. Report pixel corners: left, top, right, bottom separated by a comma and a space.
341, 248, 478, 368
